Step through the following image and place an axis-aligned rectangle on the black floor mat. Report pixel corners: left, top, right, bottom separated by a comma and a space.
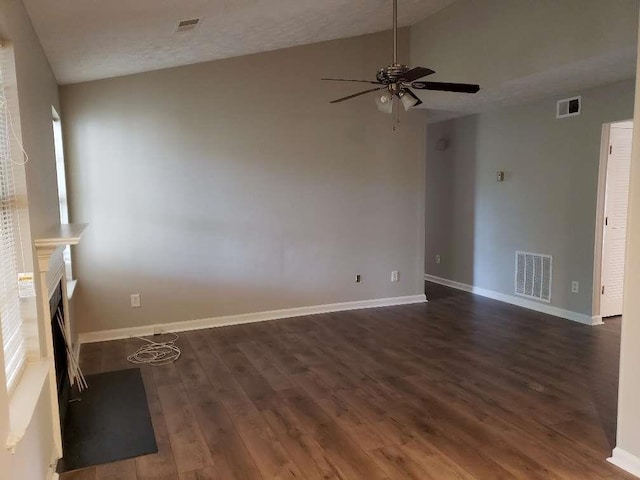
57, 368, 158, 473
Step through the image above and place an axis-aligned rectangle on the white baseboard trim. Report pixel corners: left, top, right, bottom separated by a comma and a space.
608, 447, 640, 478
424, 274, 600, 326
425, 275, 474, 293
78, 294, 427, 344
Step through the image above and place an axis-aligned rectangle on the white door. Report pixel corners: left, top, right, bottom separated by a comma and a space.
601, 121, 633, 318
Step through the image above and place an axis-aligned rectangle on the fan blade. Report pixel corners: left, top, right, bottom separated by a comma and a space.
402, 67, 435, 82
322, 78, 382, 85
330, 87, 385, 104
411, 81, 480, 93
404, 89, 423, 107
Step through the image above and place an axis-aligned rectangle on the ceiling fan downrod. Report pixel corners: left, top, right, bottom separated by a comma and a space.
393, 0, 398, 65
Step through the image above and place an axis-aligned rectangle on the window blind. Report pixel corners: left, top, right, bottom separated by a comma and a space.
0, 64, 25, 391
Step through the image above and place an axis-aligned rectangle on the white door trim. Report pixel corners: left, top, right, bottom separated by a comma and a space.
592, 120, 633, 319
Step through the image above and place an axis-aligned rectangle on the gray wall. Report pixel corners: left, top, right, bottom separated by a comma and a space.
425, 80, 635, 316
61, 29, 427, 334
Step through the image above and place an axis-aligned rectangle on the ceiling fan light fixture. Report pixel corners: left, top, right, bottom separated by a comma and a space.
375, 91, 394, 114
400, 91, 420, 111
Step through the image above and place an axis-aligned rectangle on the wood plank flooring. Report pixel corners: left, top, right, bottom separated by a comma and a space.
61, 283, 636, 479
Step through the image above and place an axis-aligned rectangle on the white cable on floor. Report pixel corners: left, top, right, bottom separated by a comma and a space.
127, 332, 181, 366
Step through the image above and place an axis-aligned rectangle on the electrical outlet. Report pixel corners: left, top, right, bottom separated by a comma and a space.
571, 281, 579, 294
356, 274, 361, 283
391, 271, 399, 282
130, 293, 141, 308
435, 255, 441, 264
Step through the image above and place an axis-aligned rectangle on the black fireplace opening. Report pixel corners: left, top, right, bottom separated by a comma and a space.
50, 282, 71, 435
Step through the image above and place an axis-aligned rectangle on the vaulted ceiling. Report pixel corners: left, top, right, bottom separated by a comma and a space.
22, 0, 455, 85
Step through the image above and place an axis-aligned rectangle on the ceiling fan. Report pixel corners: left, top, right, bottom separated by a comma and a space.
323, 0, 480, 113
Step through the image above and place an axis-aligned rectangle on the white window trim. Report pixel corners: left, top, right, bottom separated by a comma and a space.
52, 108, 75, 285
0, 40, 53, 454
0, 45, 27, 395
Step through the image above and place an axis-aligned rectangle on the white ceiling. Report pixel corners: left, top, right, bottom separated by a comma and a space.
22, 0, 455, 85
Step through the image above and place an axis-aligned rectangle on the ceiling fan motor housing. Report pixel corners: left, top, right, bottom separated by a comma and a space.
377, 64, 410, 85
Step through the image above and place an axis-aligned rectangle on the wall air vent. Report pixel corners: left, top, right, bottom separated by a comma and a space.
175, 18, 201, 33
557, 96, 581, 119
515, 251, 552, 303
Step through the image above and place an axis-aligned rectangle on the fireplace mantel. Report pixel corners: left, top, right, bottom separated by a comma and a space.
34, 223, 87, 249
35, 223, 87, 272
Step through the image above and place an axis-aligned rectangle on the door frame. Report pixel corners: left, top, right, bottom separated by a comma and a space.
592, 119, 633, 322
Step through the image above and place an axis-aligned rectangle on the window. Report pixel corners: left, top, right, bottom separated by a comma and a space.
52, 109, 72, 280
0, 63, 25, 391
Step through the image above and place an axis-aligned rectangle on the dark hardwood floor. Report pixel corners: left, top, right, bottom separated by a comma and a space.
60, 282, 636, 479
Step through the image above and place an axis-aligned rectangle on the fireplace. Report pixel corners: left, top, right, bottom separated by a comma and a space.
32, 222, 88, 457
50, 281, 71, 434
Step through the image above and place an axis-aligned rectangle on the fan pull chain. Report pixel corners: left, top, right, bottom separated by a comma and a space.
392, 97, 400, 131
